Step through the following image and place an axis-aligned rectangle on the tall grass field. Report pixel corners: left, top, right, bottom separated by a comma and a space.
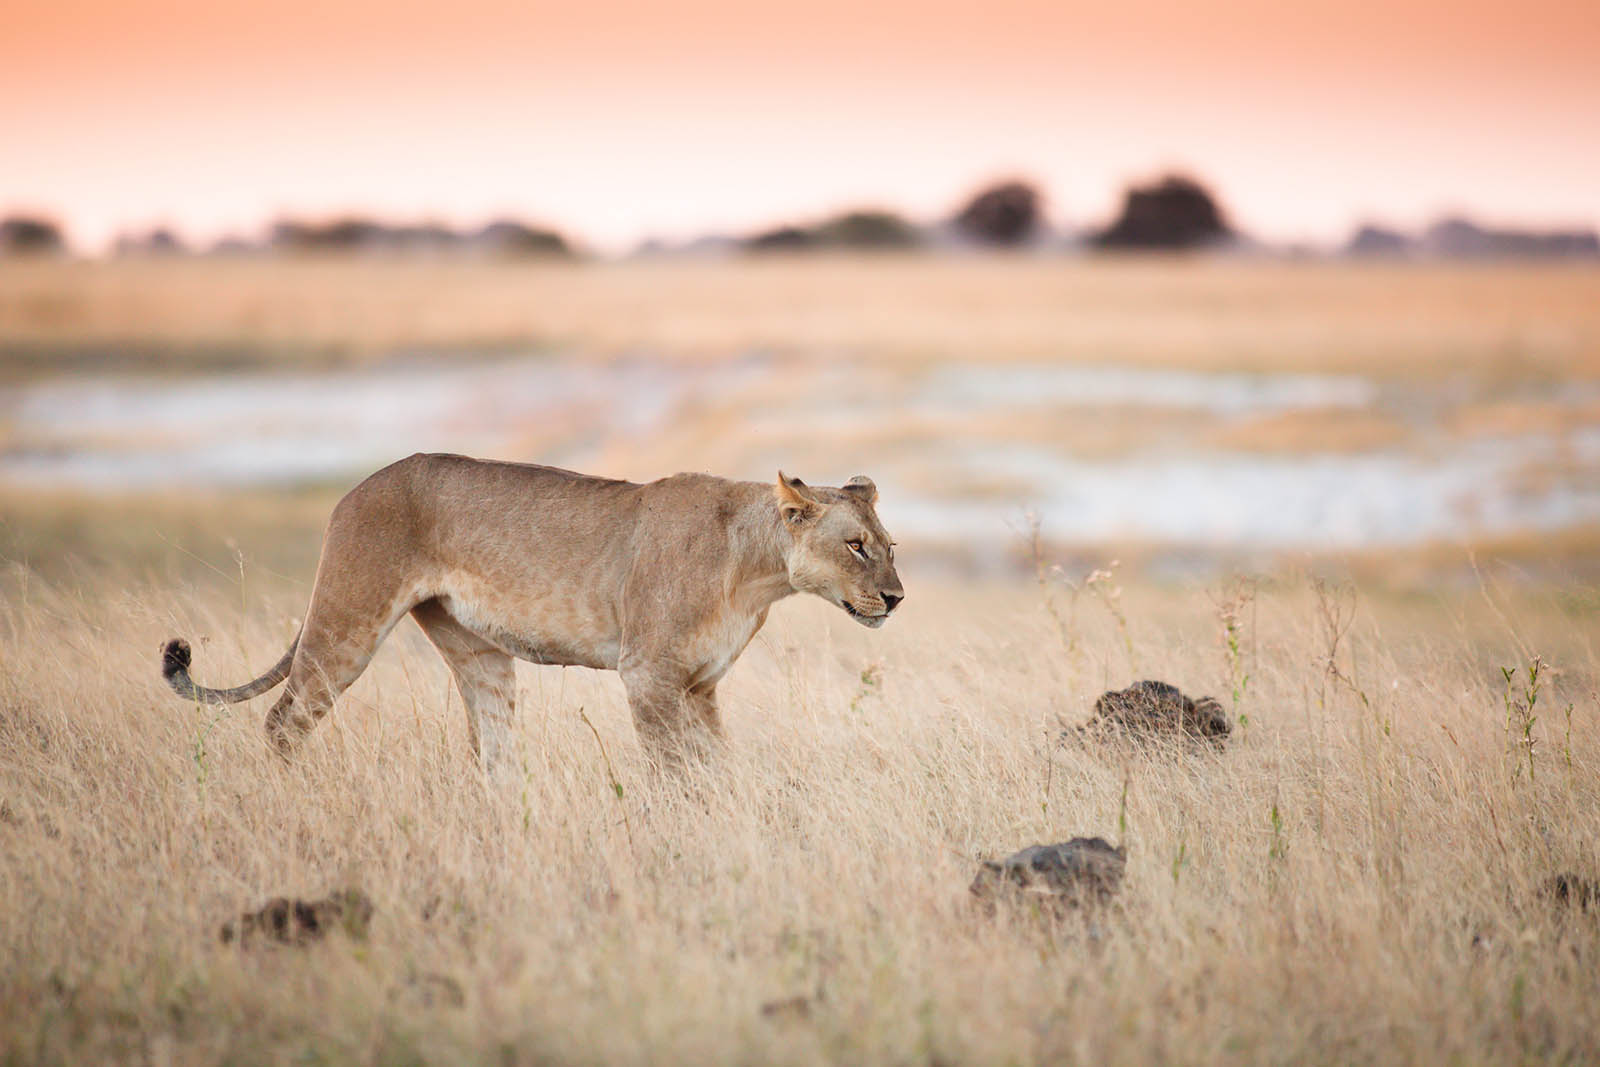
2, 256, 1599, 1064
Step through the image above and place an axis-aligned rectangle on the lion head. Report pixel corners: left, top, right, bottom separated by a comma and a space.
775, 471, 905, 628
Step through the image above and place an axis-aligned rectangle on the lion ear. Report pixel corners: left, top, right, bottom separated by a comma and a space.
842, 474, 878, 505
775, 470, 821, 524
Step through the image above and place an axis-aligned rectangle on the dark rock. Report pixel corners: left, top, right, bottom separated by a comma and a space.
220, 888, 374, 946
1077, 680, 1231, 746
970, 837, 1126, 913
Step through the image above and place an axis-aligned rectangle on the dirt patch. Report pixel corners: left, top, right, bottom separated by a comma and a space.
393, 970, 466, 1009
1074, 680, 1230, 746
219, 888, 374, 946
760, 994, 816, 1022
1542, 873, 1600, 911
970, 837, 1127, 914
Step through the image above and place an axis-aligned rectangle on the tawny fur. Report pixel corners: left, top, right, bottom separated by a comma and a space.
162, 455, 904, 770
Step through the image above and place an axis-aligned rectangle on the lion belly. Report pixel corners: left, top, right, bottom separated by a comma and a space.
436, 587, 620, 671
479, 628, 615, 671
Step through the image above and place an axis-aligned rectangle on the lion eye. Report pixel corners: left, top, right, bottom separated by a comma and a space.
846, 540, 866, 559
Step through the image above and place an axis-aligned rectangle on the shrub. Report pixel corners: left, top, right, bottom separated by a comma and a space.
1094, 174, 1230, 250
0, 215, 66, 256
952, 181, 1041, 246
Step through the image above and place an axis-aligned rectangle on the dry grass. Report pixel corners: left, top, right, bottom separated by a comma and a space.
4, 256, 1599, 381
3, 517, 1599, 1064
4, 256, 1600, 1062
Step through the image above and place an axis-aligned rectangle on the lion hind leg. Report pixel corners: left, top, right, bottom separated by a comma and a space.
411, 599, 518, 774
263, 581, 418, 760
264, 633, 390, 759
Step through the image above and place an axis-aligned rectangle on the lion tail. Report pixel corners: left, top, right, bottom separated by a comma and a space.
161, 634, 299, 704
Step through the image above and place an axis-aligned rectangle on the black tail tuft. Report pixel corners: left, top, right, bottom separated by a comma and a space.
162, 638, 192, 679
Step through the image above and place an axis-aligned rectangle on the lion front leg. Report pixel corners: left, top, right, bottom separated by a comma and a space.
619, 664, 718, 770
687, 681, 722, 737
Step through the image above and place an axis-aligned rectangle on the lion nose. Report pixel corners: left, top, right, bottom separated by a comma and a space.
882, 592, 903, 613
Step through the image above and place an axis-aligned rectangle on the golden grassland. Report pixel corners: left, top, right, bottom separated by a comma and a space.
2, 497, 1600, 1065
3, 256, 1600, 1062
3, 255, 1599, 382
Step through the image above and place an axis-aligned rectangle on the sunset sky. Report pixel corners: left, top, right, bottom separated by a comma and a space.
4, 0, 1597, 252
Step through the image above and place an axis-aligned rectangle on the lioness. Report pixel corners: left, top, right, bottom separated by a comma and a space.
161, 455, 903, 769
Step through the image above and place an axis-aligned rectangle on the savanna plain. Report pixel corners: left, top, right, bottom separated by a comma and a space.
3, 256, 1600, 1064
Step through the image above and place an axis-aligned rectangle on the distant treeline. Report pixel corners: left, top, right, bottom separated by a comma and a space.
3, 173, 1597, 260
705, 177, 1235, 254
1344, 218, 1600, 260
0, 215, 574, 260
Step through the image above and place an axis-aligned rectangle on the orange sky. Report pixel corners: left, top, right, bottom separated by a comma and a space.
4, 0, 1597, 252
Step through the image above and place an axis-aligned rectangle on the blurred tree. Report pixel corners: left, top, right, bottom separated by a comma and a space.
267, 217, 573, 257
744, 225, 816, 252
387, 223, 457, 252
0, 215, 65, 255
474, 219, 572, 257
745, 210, 921, 253
952, 181, 1041, 246
113, 227, 186, 257
1095, 175, 1230, 250
208, 235, 260, 256
1423, 217, 1600, 259
1344, 224, 1412, 257
271, 217, 384, 251
813, 210, 921, 249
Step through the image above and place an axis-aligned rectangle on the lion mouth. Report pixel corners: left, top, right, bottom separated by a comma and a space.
840, 600, 888, 628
